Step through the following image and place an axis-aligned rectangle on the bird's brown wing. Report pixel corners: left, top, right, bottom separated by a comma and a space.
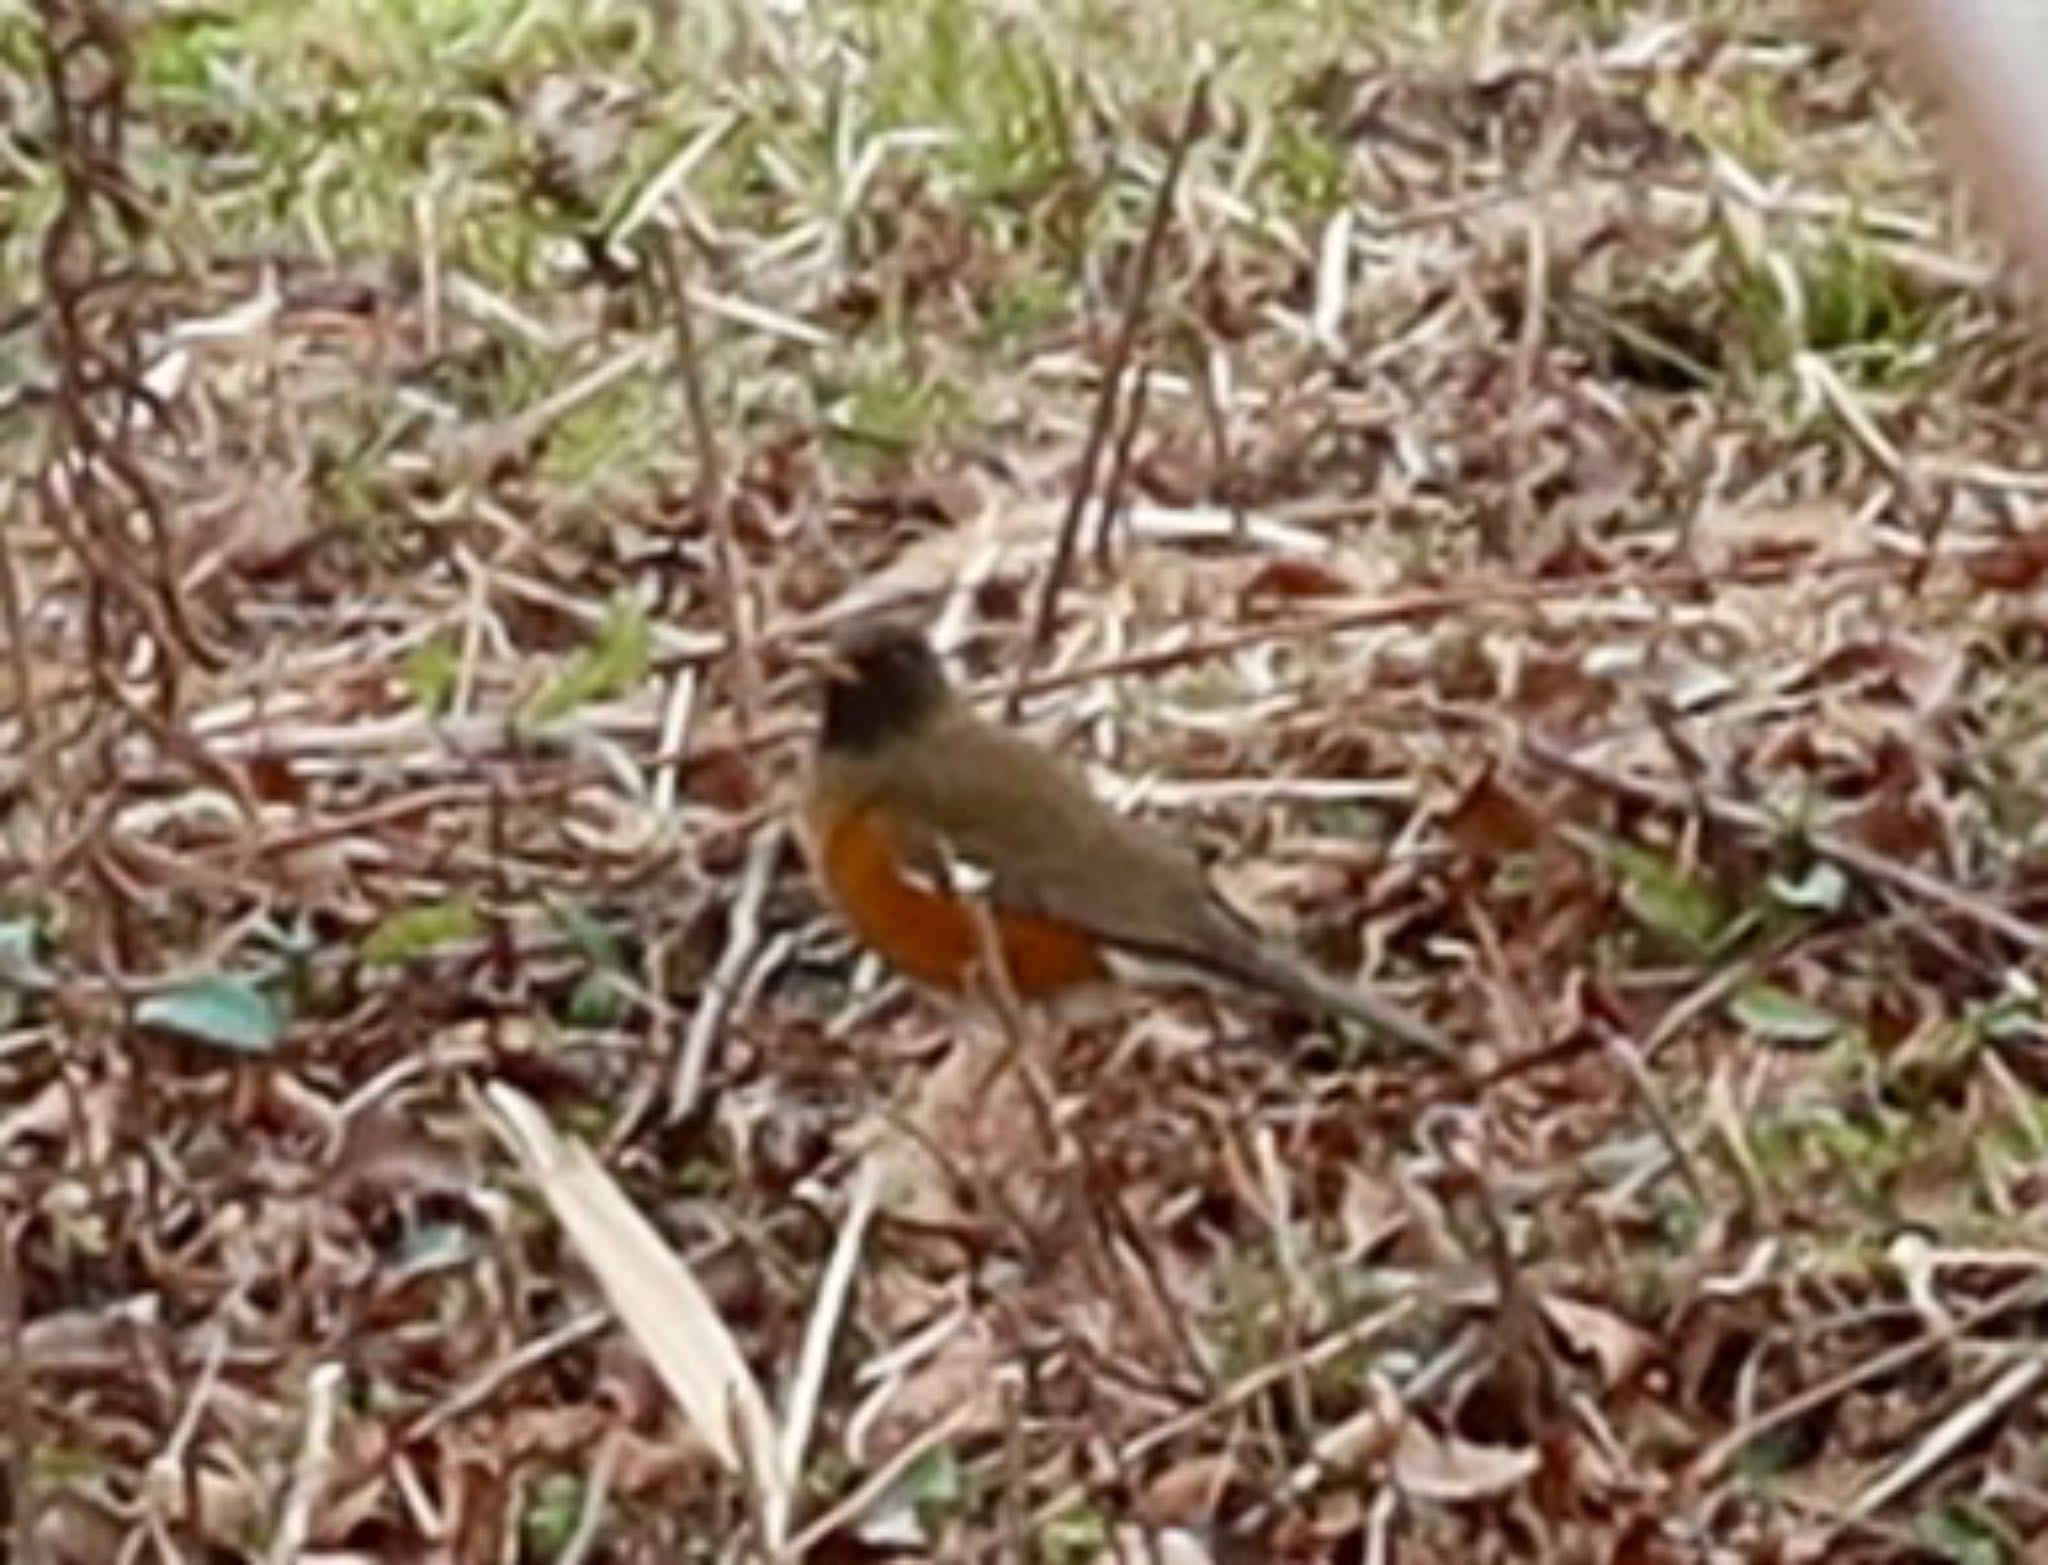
869, 706, 1254, 960
863, 707, 1461, 1062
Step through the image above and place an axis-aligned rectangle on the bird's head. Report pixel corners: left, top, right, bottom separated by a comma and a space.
815, 619, 952, 752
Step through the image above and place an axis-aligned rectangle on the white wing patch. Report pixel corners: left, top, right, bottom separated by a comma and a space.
942, 850, 994, 898
895, 834, 995, 901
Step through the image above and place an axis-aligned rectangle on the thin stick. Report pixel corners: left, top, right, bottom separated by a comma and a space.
1027, 1297, 1419, 1530
405, 1309, 609, 1442
654, 231, 762, 744
774, 1156, 882, 1548
670, 822, 784, 1120
1601, 1026, 1710, 1207
556, 1430, 623, 1565
1846, 1350, 2048, 1520
1014, 64, 1211, 712
1641, 947, 1775, 1064
0, 482, 36, 759
1690, 1275, 2048, 1484
637, 539, 1971, 778
1193, 340, 1247, 540
1522, 734, 2048, 955
2, 1216, 32, 1565
1088, 359, 1152, 570
1489, 212, 1550, 562
267, 1361, 344, 1565
788, 1401, 982, 1555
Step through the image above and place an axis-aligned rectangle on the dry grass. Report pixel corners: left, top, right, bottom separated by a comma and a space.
7, 0, 2048, 1559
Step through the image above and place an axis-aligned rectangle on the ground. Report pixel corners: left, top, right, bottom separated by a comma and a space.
6, 0, 2048, 1560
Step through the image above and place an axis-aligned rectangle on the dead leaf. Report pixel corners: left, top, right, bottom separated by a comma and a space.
139, 1455, 261, 1546
483, 1084, 782, 1519
854, 1317, 1007, 1463
1137, 1453, 1237, 1527
853, 1031, 1059, 1231
1391, 1420, 1540, 1503
1540, 1293, 1655, 1389
1965, 529, 2048, 592
1240, 555, 1361, 607
1443, 765, 1547, 858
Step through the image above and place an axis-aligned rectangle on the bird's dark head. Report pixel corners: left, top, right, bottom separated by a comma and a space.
816, 620, 952, 753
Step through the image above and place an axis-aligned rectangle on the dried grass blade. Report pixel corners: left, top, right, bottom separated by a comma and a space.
482, 1084, 784, 1524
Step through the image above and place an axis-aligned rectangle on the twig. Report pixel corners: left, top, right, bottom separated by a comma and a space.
41, 0, 229, 691
787, 1400, 982, 1555
649, 662, 699, 819
146, 1318, 230, 1538
1014, 63, 1212, 711
405, 1309, 609, 1442
557, 1429, 623, 1565
954, 860, 1080, 1239
2, 1216, 32, 1565
999, 1375, 1028, 1562
643, 540, 1992, 776
497, 336, 664, 456
1521, 733, 2048, 954
670, 822, 785, 1121
1793, 350, 1948, 594
1491, 211, 1550, 562
1795, 351, 1907, 480
1252, 1123, 1318, 1435
1601, 1026, 1710, 1207
1089, 1164, 1221, 1399
267, 1361, 344, 1565
1088, 359, 1152, 569
1846, 1350, 2048, 1520
1191, 338, 1246, 538
774, 1156, 882, 1550
957, 862, 1034, 1055
1690, 1275, 2048, 1484
1027, 1297, 1420, 1530
1641, 950, 1772, 1064
0, 482, 36, 759
654, 230, 763, 744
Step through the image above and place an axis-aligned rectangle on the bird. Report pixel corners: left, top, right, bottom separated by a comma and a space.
797, 619, 1459, 1065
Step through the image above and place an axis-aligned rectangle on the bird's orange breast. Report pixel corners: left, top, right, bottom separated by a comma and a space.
809, 798, 1108, 1000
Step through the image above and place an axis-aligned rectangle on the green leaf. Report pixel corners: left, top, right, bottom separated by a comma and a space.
520, 1471, 586, 1559
1038, 1505, 1112, 1562
1613, 843, 1725, 954
1730, 983, 1842, 1047
0, 917, 49, 1028
1769, 861, 1849, 913
565, 970, 625, 1027
361, 900, 481, 965
1732, 1428, 1805, 1482
901, 1443, 966, 1525
552, 902, 626, 971
137, 976, 286, 1053
402, 634, 462, 715
854, 1441, 966, 1551
391, 1221, 476, 1276
1916, 1499, 2016, 1565
519, 596, 651, 729
0, 918, 53, 990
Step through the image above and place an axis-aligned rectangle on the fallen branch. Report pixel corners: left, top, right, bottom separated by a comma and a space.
1521, 733, 2048, 955
1015, 61, 1212, 709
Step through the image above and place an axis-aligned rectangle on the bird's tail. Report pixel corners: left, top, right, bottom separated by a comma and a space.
1192, 906, 1460, 1066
